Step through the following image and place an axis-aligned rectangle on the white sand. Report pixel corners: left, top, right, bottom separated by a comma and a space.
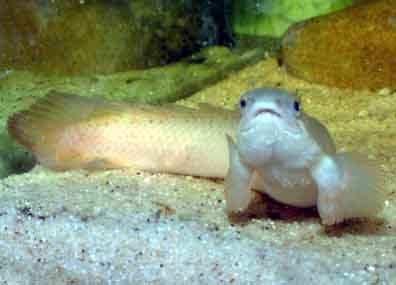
0, 58, 395, 284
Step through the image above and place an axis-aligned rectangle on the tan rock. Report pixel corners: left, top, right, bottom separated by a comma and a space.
282, 0, 396, 90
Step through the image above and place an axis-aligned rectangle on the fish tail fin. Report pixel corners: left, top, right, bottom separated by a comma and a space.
7, 91, 123, 170
7, 110, 35, 151
7, 95, 61, 163
312, 152, 385, 225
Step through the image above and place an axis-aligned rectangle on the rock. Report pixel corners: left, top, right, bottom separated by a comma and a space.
232, 0, 355, 38
0, 0, 201, 75
282, 0, 396, 90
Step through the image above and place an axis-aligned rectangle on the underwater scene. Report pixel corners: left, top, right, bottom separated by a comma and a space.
0, 0, 395, 283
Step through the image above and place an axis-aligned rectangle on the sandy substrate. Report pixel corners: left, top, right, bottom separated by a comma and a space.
1, 58, 396, 284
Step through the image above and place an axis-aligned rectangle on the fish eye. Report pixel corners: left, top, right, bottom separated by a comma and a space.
293, 101, 300, 112
240, 98, 247, 108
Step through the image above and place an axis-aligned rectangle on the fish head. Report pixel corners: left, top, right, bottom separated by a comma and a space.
237, 88, 307, 167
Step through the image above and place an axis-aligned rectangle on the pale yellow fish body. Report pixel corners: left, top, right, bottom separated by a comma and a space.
8, 90, 385, 225
8, 91, 239, 177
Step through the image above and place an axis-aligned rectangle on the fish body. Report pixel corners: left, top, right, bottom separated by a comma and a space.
8, 89, 384, 225
225, 88, 384, 225
8, 92, 238, 177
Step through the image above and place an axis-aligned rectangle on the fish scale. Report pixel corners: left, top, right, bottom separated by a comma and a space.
8, 89, 385, 225
8, 91, 239, 177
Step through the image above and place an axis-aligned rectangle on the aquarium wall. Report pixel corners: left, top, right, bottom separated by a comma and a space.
0, 0, 234, 76
0, 0, 360, 77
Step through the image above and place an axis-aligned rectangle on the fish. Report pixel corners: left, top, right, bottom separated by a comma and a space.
7, 89, 384, 225
225, 88, 384, 225
7, 91, 239, 177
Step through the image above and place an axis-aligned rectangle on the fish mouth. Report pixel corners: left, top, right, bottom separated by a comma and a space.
240, 108, 282, 134
254, 108, 281, 118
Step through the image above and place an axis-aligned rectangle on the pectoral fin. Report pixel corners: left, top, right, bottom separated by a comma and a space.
311, 153, 385, 225
224, 135, 253, 214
